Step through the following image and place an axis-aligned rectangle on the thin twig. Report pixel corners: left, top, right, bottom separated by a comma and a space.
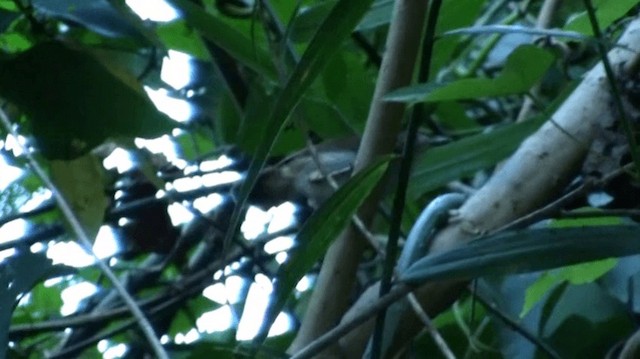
470, 287, 562, 359
495, 163, 633, 233
406, 293, 456, 359
0, 110, 168, 359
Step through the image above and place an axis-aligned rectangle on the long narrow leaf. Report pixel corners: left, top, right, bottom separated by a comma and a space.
255, 157, 390, 344
385, 45, 554, 103
408, 116, 545, 197
400, 225, 640, 284
227, 0, 375, 263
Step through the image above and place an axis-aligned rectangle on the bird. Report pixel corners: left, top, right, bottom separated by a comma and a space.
247, 132, 439, 209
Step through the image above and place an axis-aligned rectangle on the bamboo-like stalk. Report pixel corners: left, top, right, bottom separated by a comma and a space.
288, 0, 430, 355
337, 16, 640, 359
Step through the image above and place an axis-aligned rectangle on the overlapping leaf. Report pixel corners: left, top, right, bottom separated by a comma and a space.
401, 225, 640, 284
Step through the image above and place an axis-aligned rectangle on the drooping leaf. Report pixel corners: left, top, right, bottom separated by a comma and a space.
0, 41, 175, 159
255, 157, 390, 344
50, 153, 108, 241
385, 45, 554, 103
400, 225, 640, 284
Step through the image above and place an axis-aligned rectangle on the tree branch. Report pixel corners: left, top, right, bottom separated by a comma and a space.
337, 15, 640, 359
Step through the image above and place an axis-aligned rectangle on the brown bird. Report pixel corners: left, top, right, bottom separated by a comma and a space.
248, 133, 438, 209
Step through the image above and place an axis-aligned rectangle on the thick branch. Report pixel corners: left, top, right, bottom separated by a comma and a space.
336, 17, 640, 358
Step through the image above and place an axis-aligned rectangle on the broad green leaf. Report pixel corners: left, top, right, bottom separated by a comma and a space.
167, 0, 278, 80
564, 0, 639, 36
521, 259, 617, 317
50, 153, 108, 241
321, 52, 375, 132
156, 20, 210, 60
385, 45, 554, 103
0, 41, 175, 159
255, 157, 390, 344
228, 0, 376, 273
400, 225, 640, 284
408, 116, 545, 197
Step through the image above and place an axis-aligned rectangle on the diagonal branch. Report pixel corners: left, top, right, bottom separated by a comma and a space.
336, 15, 640, 359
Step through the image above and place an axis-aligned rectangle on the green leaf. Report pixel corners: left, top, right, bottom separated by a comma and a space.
166, 0, 278, 81
385, 45, 554, 103
50, 153, 108, 241
0, 32, 30, 52
0, 41, 175, 159
408, 116, 545, 197
289, 2, 335, 43
320, 52, 375, 132
156, 20, 210, 60
519, 213, 625, 316
255, 157, 390, 344
564, 0, 639, 36
0, 1, 16, 11
400, 225, 640, 284
228, 0, 376, 276
521, 259, 617, 317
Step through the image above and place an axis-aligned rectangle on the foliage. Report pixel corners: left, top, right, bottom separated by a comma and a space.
0, 0, 638, 358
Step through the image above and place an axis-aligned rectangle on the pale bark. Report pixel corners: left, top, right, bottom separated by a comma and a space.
288, 0, 429, 354
336, 17, 640, 359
